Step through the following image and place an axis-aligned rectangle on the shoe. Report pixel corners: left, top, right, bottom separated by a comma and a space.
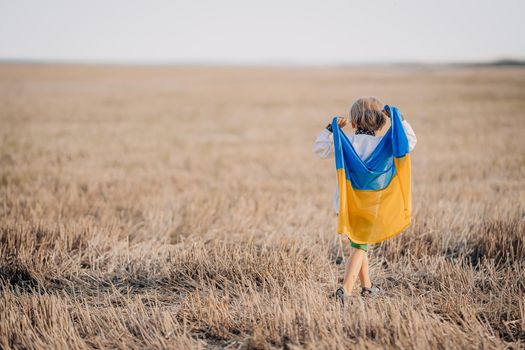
335, 286, 349, 305
361, 283, 381, 297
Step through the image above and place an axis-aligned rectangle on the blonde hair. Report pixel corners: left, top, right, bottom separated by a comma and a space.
350, 97, 387, 132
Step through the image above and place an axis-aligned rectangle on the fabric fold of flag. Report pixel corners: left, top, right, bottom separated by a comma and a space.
332, 105, 412, 244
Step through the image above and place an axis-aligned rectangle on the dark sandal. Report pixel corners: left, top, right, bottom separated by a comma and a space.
335, 286, 350, 305
361, 283, 381, 297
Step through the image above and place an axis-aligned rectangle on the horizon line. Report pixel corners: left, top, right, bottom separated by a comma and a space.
0, 57, 524, 68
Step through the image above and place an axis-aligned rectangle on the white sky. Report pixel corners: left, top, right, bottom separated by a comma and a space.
0, 0, 524, 64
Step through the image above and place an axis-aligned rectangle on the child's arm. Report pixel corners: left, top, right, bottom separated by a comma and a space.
384, 107, 417, 151
312, 117, 347, 159
312, 127, 335, 159
401, 120, 417, 151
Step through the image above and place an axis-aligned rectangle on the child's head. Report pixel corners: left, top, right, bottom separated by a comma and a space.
349, 97, 387, 132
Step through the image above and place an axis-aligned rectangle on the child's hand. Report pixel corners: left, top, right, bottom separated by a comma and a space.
383, 107, 405, 121
336, 117, 348, 128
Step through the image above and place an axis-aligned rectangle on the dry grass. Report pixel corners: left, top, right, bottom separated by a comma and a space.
0, 64, 524, 349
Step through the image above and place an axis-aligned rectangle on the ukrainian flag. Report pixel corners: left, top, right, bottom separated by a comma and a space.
332, 105, 412, 244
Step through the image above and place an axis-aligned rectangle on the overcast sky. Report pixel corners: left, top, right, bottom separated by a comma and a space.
0, 0, 524, 65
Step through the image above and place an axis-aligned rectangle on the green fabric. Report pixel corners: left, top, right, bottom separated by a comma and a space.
349, 239, 368, 252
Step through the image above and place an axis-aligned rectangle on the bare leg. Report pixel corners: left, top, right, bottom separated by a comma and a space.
342, 248, 366, 294
359, 253, 372, 288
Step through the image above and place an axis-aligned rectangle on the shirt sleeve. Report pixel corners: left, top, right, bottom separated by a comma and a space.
401, 120, 417, 152
312, 128, 335, 159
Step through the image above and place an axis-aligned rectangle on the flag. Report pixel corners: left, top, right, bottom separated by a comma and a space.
332, 105, 412, 244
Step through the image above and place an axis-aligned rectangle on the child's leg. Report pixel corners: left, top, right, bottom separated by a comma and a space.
359, 253, 372, 289
342, 247, 366, 294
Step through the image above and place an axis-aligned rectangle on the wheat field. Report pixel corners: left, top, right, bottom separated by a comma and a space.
0, 64, 524, 349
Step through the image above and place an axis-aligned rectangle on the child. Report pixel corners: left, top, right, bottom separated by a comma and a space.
312, 97, 417, 302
